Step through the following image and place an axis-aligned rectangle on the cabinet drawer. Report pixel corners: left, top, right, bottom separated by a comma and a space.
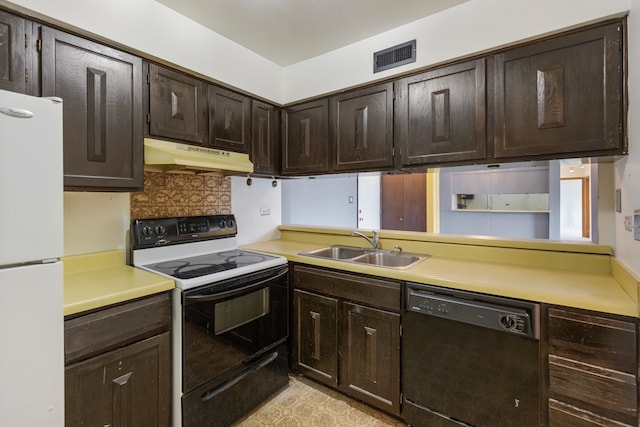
549, 398, 634, 427
293, 265, 401, 311
548, 355, 637, 424
65, 292, 171, 364
548, 307, 637, 374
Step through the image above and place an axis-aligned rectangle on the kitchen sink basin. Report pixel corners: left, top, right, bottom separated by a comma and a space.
299, 245, 371, 260
299, 245, 428, 269
351, 251, 423, 268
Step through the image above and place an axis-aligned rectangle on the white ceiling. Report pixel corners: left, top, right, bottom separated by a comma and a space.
155, 0, 469, 66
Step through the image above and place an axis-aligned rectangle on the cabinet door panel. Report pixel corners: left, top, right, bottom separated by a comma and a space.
332, 82, 393, 171
0, 11, 26, 93
545, 305, 639, 427
293, 289, 338, 387
209, 85, 250, 152
494, 22, 623, 159
396, 59, 486, 166
283, 99, 329, 175
41, 28, 143, 190
148, 63, 208, 145
65, 333, 171, 427
252, 100, 280, 175
549, 398, 633, 427
549, 355, 636, 425
340, 302, 400, 415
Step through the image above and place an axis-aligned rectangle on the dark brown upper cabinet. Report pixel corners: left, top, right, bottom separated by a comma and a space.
147, 62, 208, 146
251, 99, 280, 175
395, 58, 487, 167
40, 28, 143, 191
282, 99, 330, 175
208, 85, 251, 153
331, 82, 394, 172
494, 21, 625, 160
0, 10, 28, 94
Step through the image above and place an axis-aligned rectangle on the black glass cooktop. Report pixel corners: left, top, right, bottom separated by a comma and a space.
144, 249, 277, 280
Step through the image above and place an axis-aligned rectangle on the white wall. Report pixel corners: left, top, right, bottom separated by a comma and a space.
283, 0, 630, 103
230, 176, 282, 245
63, 193, 130, 256
0, 0, 283, 102
615, 1, 640, 276
281, 175, 358, 228
357, 173, 381, 229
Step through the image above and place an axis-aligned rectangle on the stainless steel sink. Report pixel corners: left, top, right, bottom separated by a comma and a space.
351, 251, 423, 268
299, 245, 428, 269
299, 245, 371, 260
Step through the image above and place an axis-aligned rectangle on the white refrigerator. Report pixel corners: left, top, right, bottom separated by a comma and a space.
0, 89, 64, 426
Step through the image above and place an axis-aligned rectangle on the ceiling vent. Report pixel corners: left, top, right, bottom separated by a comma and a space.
373, 40, 416, 73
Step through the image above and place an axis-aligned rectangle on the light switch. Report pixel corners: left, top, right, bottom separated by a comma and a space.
260, 207, 270, 216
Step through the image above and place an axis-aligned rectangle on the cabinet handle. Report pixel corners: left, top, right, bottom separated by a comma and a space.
112, 372, 133, 386
365, 326, 377, 383
112, 371, 134, 427
87, 68, 107, 162
310, 311, 321, 361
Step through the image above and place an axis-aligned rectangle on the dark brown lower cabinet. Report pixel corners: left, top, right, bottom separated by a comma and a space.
64, 292, 172, 427
545, 305, 638, 427
292, 265, 401, 416
293, 289, 338, 387
340, 302, 400, 415
65, 333, 171, 427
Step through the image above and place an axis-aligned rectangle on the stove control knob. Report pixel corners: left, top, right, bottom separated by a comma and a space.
225, 219, 235, 229
154, 225, 166, 235
141, 226, 153, 236
218, 220, 226, 229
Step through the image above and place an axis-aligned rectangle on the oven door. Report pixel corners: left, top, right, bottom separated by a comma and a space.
181, 264, 288, 394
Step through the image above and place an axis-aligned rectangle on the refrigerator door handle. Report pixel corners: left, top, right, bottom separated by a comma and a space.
0, 107, 34, 118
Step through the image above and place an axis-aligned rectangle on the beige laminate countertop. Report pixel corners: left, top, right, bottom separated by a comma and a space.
63, 250, 175, 316
242, 227, 639, 318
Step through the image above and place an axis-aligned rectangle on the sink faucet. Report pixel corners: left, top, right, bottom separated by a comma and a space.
351, 231, 379, 250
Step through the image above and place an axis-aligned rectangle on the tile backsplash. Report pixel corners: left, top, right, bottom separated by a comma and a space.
130, 172, 231, 219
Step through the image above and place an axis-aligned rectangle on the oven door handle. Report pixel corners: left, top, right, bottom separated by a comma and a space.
200, 350, 280, 401
184, 268, 288, 301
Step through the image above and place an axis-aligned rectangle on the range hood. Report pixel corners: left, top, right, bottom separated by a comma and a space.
144, 138, 253, 175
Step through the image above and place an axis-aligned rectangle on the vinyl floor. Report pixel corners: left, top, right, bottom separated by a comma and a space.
234, 375, 407, 426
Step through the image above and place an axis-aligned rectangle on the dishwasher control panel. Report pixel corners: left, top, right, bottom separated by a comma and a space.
406, 283, 539, 339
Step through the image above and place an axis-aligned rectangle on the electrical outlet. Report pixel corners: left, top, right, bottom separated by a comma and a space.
635, 210, 640, 241
624, 216, 633, 232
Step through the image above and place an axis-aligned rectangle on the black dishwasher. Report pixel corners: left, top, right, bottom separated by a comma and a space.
402, 283, 541, 427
